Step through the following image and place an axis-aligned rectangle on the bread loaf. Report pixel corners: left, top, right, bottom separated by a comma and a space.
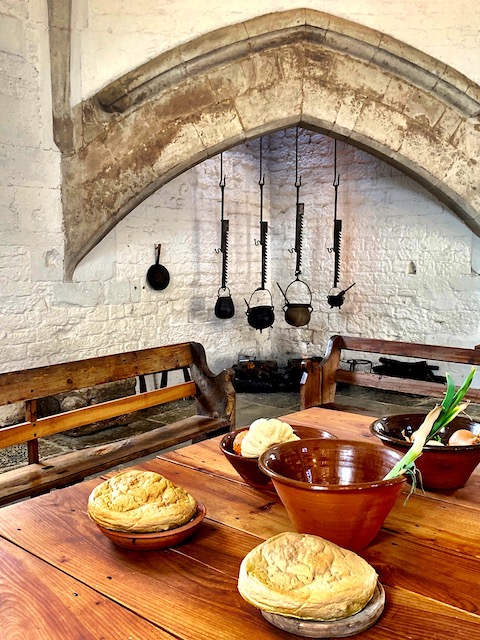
87, 469, 197, 533
238, 532, 378, 621
240, 418, 299, 458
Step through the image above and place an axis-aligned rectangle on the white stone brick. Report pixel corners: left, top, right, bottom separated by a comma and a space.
52, 282, 103, 307
0, 14, 24, 56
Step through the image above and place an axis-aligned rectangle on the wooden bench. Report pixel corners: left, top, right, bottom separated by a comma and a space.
300, 335, 480, 412
0, 342, 235, 505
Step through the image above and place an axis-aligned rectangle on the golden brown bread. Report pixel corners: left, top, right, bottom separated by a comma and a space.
87, 469, 197, 533
238, 532, 378, 621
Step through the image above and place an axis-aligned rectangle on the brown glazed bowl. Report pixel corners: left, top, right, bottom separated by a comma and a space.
370, 414, 480, 490
258, 439, 406, 551
94, 502, 206, 550
220, 426, 337, 490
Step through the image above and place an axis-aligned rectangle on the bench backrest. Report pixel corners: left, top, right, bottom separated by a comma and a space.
301, 335, 480, 409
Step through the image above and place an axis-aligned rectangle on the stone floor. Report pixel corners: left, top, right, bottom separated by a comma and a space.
5, 384, 479, 473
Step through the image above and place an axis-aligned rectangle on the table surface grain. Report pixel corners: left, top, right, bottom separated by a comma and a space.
0, 408, 479, 640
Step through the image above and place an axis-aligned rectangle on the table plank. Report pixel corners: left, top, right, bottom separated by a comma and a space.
279, 408, 480, 508
0, 536, 171, 640
146, 453, 480, 559
0, 483, 294, 640
0, 471, 478, 640
172, 497, 480, 616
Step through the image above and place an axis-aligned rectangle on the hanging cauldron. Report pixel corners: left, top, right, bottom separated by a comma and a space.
214, 286, 235, 319
245, 288, 275, 331
327, 283, 356, 308
277, 280, 313, 327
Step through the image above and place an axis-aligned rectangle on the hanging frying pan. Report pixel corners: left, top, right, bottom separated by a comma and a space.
146, 244, 170, 291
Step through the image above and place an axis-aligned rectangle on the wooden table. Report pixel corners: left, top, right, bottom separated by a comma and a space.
0, 408, 479, 639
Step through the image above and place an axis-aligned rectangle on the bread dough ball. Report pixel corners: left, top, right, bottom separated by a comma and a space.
238, 532, 378, 620
240, 418, 300, 458
87, 469, 197, 533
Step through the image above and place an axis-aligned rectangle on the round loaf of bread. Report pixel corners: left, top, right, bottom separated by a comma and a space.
240, 418, 300, 458
238, 532, 378, 621
87, 469, 197, 533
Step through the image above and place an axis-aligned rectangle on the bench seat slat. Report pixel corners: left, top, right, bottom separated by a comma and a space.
0, 381, 196, 448
0, 415, 228, 506
337, 370, 480, 403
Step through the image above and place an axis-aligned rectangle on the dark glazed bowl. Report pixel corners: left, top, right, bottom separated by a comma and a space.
259, 439, 406, 551
220, 426, 337, 490
370, 414, 480, 490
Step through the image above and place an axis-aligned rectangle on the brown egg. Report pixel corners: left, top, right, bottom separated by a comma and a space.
233, 429, 248, 455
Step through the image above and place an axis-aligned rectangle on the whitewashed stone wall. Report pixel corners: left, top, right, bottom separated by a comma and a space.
1, 0, 480, 383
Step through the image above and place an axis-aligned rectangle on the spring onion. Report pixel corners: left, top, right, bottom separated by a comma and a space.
383, 366, 476, 482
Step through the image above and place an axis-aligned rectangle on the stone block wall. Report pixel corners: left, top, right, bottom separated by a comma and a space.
1, 1, 480, 388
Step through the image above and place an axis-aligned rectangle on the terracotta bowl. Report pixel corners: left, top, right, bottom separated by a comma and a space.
258, 439, 406, 551
370, 414, 480, 490
220, 426, 337, 490
94, 502, 206, 550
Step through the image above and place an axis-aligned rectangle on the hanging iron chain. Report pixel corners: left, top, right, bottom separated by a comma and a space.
289, 127, 304, 277
255, 138, 268, 290
327, 139, 342, 288
215, 152, 230, 290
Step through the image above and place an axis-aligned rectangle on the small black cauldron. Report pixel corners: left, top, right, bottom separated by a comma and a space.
245, 288, 275, 331
214, 287, 235, 319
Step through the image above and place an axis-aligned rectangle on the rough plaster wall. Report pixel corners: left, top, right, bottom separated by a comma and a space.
1, 0, 480, 379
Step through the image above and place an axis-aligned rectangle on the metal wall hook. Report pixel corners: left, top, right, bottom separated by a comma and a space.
219, 152, 226, 188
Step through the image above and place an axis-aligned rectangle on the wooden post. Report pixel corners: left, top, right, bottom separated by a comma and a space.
25, 399, 39, 464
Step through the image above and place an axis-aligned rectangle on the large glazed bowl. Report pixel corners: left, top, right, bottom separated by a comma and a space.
258, 439, 406, 551
370, 413, 480, 490
220, 426, 337, 490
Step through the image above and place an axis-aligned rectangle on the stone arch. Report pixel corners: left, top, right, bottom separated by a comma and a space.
60, 8, 480, 280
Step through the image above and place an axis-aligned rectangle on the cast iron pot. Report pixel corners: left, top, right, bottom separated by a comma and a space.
277, 280, 313, 327
214, 287, 235, 319
245, 288, 275, 331
146, 245, 170, 291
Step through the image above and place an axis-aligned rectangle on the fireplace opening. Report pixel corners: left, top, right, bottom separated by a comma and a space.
232, 356, 306, 393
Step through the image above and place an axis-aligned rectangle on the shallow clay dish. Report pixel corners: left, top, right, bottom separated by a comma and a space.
261, 583, 385, 638
370, 414, 480, 490
220, 425, 337, 490
94, 502, 206, 550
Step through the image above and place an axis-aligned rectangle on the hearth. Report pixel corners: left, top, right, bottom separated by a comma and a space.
232, 356, 304, 393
